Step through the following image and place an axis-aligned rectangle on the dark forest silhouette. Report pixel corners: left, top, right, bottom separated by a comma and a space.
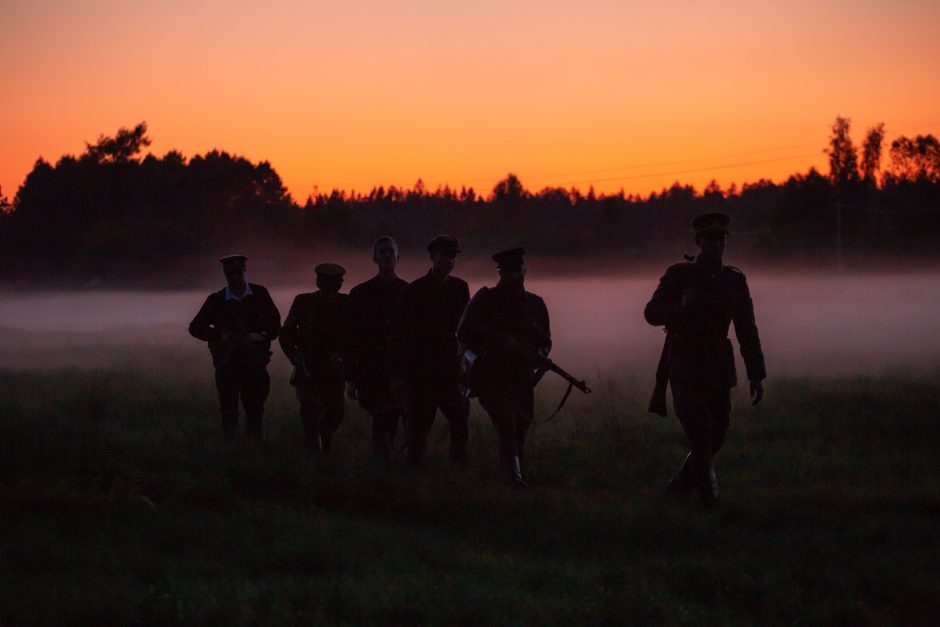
2, 118, 939, 287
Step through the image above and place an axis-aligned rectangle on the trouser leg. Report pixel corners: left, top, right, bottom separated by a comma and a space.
297, 384, 323, 454
215, 369, 240, 438
241, 367, 270, 440
513, 387, 534, 462
406, 387, 437, 466
707, 389, 732, 457
481, 396, 518, 460
320, 379, 345, 454
370, 409, 399, 460
667, 453, 695, 494
439, 382, 470, 466
480, 382, 530, 486
360, 383, 399, 459
672, 381, 723, 505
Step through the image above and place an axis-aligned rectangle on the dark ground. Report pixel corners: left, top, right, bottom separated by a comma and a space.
1, 363, 939, 626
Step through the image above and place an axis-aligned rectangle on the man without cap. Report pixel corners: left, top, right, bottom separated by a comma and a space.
644, 212, 766, 507
391, 235, 471, 467
346, 236, 409, 460
279, 263, 349, 457
456, 247, 552, 487
189, 255, 281, 439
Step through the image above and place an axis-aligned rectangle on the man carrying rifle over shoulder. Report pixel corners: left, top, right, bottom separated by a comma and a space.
189, 255, 281, 439
456, 247, 551, 488
279, 263, 349, 457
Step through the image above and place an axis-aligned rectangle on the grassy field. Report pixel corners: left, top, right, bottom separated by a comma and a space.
1, 362, 939, 626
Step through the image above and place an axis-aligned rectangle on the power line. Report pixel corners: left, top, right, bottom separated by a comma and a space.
555, 152, 820, 187
317, 120, 940, 192
324, 151, 820, 191
836, 202, 940, 215
489, 144, 824, 182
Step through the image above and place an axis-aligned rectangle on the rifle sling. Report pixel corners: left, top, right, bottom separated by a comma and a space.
535, 381, 576, 424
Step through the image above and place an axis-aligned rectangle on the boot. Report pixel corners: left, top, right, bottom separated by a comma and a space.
505, 456, 526, 489
666, 453, 695, 495
305, 431, 323, 458
698, 462, 719, 508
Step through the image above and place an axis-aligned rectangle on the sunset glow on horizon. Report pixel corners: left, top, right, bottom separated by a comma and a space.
2, 0, 939, 202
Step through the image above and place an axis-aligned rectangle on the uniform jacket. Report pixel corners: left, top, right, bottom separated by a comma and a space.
346, 275, 408, 383
278, 291, 349, 378
188, 283, 281, 369
456, 281, 552, 383
391, 271, 470, 383
644, 259, 766, 393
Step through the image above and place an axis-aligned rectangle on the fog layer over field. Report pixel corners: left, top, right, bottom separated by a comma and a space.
1, 273, 939, 376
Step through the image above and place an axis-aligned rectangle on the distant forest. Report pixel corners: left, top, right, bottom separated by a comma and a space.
1, 118, 939, 287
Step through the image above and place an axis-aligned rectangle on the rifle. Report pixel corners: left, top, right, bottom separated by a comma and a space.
533, 355, 591, 422
648, 335, 670, 417
534, 356, 591, 394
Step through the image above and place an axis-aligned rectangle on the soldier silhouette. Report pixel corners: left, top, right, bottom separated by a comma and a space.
346, 236, 408, 460
645, 213, 766, 507
391, 234, 471, 467
189, 255, 281, 439
457, 247, 552, 487
279, 263, 349, 457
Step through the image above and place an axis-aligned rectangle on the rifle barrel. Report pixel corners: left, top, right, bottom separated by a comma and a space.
544, 359, 591, 394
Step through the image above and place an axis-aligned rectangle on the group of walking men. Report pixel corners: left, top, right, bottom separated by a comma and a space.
189, 234, 548, 486
189, 212, 766, 503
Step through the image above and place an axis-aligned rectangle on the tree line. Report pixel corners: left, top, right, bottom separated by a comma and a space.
1, 118, 939, 287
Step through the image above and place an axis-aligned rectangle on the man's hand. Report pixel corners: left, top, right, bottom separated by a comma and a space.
750, 380, 764, 406
245, 332, 266, 344
681, 287, 699, 311
345, 381, 358, 400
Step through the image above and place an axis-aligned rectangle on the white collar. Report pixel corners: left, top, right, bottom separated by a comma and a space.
224, 283, 253, 301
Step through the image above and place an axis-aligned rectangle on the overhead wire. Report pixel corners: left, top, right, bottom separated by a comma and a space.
317, 120, 940, 193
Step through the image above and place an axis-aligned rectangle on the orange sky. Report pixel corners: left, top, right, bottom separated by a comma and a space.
2, 0, 939, 202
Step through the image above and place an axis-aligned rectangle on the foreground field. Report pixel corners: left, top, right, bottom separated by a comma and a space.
1, 367, 939, 626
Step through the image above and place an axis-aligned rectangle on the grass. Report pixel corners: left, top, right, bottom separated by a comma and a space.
1, 362, 939, 625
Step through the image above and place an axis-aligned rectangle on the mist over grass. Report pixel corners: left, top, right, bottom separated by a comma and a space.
1, 363, 938, 625
2, 272, 939, 377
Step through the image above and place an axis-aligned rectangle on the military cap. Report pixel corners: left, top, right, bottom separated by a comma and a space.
692, 212, 731, 235
427, 234, 461, 254
315, 262, 346, 278
219, 254, 247, 268
492, 247, 526, 270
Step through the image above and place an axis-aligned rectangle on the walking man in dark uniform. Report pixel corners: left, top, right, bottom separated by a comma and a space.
189, 255, 281, 439
279, 263, 349, 457
644, 213, 766, 507
391, 235, 471, 467
346, 236, 408, 460
457, 247, 551, 487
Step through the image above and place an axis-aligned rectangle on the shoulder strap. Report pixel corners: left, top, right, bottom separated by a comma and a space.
534, 381, 576, 424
